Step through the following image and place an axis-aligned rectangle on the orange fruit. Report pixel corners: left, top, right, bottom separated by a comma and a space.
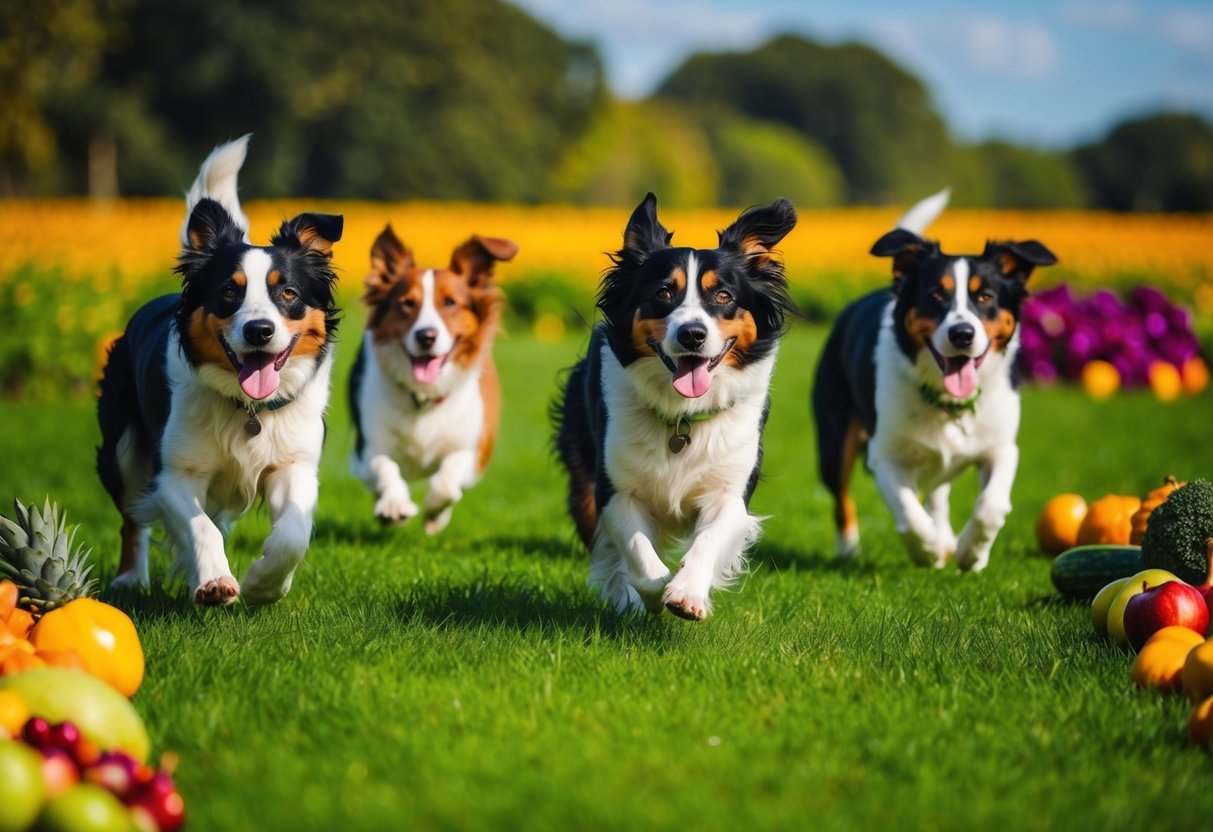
1036, 493, 1088, 555
0, 689, 28, 737
30, 598, 144, 698
1076, 494, 1141, 546
1191, 696, 1213, 745
1148, 361, 1183, 402
1081, 360, 1120, 399
1182, 356, 1209, 396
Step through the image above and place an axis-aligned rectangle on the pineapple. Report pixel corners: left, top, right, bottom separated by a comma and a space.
0, 499, 98, 617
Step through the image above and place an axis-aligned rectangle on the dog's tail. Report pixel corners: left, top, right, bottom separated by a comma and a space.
180, 134, 252, 246
895, 187, 950, 236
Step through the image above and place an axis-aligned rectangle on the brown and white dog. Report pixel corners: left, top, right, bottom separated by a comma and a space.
812, 190, 1057, 571
349, 226, 516, 533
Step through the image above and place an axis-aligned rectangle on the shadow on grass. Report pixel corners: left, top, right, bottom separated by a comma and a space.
481, 533, 584, 561
751, 539, 879, 576
395, 573, 673, 644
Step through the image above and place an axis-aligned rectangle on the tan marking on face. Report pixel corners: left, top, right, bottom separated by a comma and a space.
283, 307, 329, 358
904, 308, 938, 352
940, 275, 955, 294
267, 270, 282, 287
969, 275, 982, 294
669, 267, 687, 295
700, 270, 718, 293
433, 269, 500, 371
232, 270, 246, 287
369, 273, 423, 344
717, 310, 758, 368
631, 311, 668, 357
185, 308, 236, 370
984, 309, 1017, 352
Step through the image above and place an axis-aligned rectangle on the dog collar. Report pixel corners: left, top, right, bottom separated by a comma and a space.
653, 406, 729, 454
917, 382, 980, 417
231, 395, 295, 436
409, 391, 446, 410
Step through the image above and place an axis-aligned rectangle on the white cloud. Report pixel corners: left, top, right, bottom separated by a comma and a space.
866, 14, 1059, 80
1156, 9, 1213, 57
1059, 0, 1142, 32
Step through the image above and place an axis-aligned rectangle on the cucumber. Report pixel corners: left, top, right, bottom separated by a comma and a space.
1050, 544, 1143, 599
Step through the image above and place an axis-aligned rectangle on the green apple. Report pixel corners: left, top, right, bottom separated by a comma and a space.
1107, 569, 1180, 646
0, 739, 46, 832
1091, 577, 1131, 636
0, 670, 149, 763
36, 784, 135, 832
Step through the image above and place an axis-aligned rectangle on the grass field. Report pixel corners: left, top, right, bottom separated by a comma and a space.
1, 323, 1212, 830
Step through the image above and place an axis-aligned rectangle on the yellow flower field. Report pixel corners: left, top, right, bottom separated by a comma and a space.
3, 199, 1211, 305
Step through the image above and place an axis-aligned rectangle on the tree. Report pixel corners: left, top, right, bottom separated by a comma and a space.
1073, 113, 1213, 212
659, 35, 955, 204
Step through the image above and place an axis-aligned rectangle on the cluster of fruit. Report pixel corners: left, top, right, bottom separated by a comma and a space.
1019, 284, 1208, 401
0, 701, 184, 832
0, 501, 144, 697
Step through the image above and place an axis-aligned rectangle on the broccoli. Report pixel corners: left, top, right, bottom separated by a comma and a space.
1141, 479, 1213, 585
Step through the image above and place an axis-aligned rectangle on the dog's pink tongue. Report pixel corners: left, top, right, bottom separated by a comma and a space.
238, 353, 280, 400
411, 355, 444, 384
672, 357, 711, 398
942, 358, 978, 399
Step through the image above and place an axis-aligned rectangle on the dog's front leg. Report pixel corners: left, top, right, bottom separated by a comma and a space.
364, 453, 419, 525
423, 449, 477, 535
154, 473, 239, 606
926, 483, 957, 562
873, 461, 947, 567
242, 462, 318, 606
955, 445, 1019, 572
600, 495, 672, 615
664, 494, 757, 621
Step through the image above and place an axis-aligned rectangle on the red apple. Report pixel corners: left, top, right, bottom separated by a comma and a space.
1124, 580, 1210, 652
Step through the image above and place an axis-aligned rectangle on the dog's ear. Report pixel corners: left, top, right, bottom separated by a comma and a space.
615, 193, 672, 267
871, 228, 939, 294
450, 235, 518, 287
272, 213, 343, 258
718, 198, 797, 272
183, 198, 246, 254
364, 224, 413, 305
985, 240, 1057, 283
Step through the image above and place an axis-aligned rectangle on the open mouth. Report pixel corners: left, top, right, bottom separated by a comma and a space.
647, 336, 737, 399
408, 352, 448, 385
219, 332, 300, 401
926, 342, 989, 399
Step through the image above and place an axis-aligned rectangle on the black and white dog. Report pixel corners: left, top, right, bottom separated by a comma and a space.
812, 190, 1056, 571
96, 136, 343, 606
554, 193, 797, 619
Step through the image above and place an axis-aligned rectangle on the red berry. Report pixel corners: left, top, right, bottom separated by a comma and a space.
129, 787, 186, 832
49, 721, 81, 752
85, 755, 137, 799
22, 716, 53, 747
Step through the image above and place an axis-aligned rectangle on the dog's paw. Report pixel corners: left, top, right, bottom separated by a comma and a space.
954, 544, 990, 573
663, 583, 710, 621
835, 530, 861, 561
423, 505, 453, 536
194, 576, 239, 607
110, 570, 149, 593
242, 560, 297, 607
375, 493, 419, 525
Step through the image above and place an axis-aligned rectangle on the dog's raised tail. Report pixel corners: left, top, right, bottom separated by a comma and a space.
895, 188, 950, 236
180, 134, 252, 246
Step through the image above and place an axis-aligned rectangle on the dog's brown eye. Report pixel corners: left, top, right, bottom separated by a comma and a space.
401, 297, 416, 310
930, 290, 945, 302
655, 287, 673, 303
715, 290, 733, 305
976, 291, 994, 304
221, 283, 238, 302
443, 297, 456, 308
279, 288, 297, 303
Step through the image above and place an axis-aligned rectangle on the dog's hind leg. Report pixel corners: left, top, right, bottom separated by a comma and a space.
817, 413, 864, 560
110, 515, 150, 591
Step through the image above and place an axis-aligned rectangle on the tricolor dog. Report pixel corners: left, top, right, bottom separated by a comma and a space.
96, 135, 343, 605
554, 193, 797, 619
349, 225, 516, 533
811, 190, 1057, 571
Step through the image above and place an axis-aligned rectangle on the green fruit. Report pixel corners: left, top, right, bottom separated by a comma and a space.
0, 739, 46, 832
1106, 569, 1180, 646
1091, 577, 1130, 636
0, 670, 149, 763
1050, 544, 1143, 598
35, 784, 134, 832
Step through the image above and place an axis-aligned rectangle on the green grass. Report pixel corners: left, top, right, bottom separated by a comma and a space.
2, 325, 1212, 831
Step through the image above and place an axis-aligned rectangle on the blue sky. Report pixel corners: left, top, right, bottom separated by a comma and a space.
508, 0, 1213, 147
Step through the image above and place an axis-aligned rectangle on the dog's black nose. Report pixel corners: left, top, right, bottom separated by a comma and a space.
414, 328, 438, 350
677, 323, 708, 351
948, 322, 976, 349
244, 319, 275, 348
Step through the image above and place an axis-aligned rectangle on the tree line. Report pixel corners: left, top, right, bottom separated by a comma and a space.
3, 0, 1211, 210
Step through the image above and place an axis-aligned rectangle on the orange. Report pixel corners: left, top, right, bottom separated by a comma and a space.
1081, 360, 1120, 399
1148, 361, 1183, 402
1036, 493, 1088, 555
1076, 494, 1141, 546
1182, 356, 1209, 396
0, 689, 28, 737
1191, 696, 1213, 745
1131, 627, 1204, 691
